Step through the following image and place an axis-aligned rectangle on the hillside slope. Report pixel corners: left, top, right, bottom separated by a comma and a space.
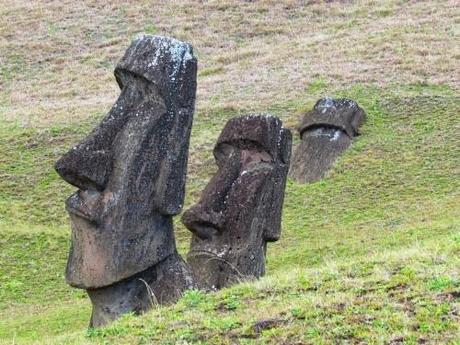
0, 1, 459, 344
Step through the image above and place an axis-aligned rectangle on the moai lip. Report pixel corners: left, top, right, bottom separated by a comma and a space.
289, 98, 366, 183
54, 35, 197, 327
182, 114, 292, 290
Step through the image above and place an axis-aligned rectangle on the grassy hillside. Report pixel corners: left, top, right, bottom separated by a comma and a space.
0, 1, 458, 344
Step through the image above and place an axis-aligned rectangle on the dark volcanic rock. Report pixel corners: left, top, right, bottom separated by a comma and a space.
289, 98, 366, 183
55, 35, 197, 327
87, 252, 193, 327
182, 115, 292, 290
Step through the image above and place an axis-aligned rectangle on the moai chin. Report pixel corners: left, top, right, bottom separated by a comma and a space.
289, 98, 366, 183
55, 35, 197, 327
182, 115, 292, 290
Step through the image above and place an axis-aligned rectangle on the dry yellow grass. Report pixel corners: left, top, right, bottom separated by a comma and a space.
1, 0, 458, 126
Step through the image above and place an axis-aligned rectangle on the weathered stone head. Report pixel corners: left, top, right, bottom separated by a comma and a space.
55, 35, 196, 326
182, 115, 292, 290
289, 98, 366, 183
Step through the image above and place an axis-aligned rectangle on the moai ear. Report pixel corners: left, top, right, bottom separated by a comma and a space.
278, 127, 292, 165
114, 35, 198, 215
156, 41, 197, 215
260, 179, 283, 242
263, 128, 291, 242
152, 107, 196, 215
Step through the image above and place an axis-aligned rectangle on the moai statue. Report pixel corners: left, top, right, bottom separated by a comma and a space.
55, 35, 197, 327
289, 98, 366, 183
182, 115, 292, 290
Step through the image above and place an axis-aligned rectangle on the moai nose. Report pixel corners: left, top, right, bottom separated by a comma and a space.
55, 142, 112, 191
182, 152, 241, 239
55, 83, 141, 191
182, 206, 222, 239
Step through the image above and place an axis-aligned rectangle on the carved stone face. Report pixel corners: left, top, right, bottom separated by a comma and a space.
289, 98, 366, 183
55, 35, 197, 289
182, 115, 291, 289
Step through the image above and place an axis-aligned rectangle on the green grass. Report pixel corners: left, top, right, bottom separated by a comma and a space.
0, 83, 459, 344
83, 241, 460, 344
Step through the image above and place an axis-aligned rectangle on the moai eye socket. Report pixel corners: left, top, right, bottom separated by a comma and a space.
214, 143, 236, 164
240, 148, 273, 170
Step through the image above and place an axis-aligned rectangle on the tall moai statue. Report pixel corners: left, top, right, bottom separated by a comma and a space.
289, 98, 366, 183
182, 115, 292, 290
55, 35, 197, 327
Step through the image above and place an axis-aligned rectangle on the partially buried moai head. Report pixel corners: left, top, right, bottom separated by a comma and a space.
182, 115, 292, 290
289, 98, 366, 183
55, 35, 197, 290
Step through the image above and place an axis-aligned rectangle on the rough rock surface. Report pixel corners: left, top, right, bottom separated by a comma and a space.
182, 115, 292, 290
87, 252, 192, 327
55, 35, 197, 327
289, 98, 366, 183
